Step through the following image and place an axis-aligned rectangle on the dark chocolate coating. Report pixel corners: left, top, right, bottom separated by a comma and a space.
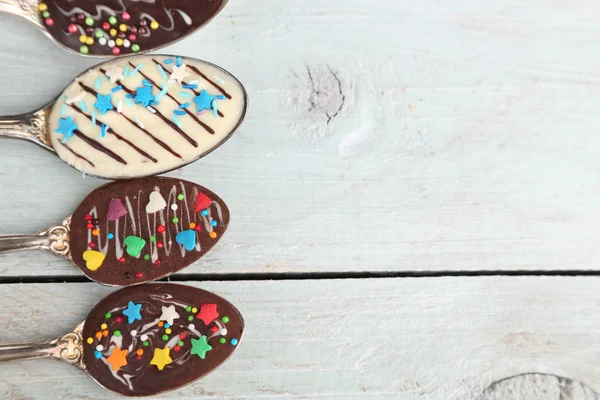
70, 177, 230, 286
82, 283, 244, 396
40, 0, 226, 56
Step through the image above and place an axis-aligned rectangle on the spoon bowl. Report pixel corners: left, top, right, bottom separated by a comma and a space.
0, 54, 248, 179
0, 0, 228, 57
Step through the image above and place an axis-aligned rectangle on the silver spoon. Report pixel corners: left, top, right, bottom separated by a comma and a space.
0, 54, 247, 179
0, 283, 244, 396
0, 0, 228, 57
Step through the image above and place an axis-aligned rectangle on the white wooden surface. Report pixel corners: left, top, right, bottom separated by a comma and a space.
2, 0, 600, 276
0, 278, 599, 399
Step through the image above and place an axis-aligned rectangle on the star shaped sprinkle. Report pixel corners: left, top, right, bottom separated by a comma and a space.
94, 94, 114, 115
196, 303, 218, 325
134, 86, 155, 107
190, 335, 212, 360
169, 64, 189, 83
106, 347, 128, 371
55, 117, 78, 143
105, 65, 124, 83
193, 90, 217, 113
65, 87, 86, 105
122, 301, 142, 324
150, 347, 172, 371
159, 305, 180, 325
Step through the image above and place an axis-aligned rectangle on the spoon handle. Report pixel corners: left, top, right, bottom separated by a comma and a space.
0, 323, 85, 368
0, 107, 55, 153
0, 217, 70, 256
0, 0, 42, 27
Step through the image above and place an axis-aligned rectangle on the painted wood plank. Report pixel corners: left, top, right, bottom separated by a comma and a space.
0, 277, 600, 399
2, 0, 600, 276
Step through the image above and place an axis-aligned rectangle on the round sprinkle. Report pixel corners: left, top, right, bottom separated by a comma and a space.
99, 37, 107, 45
189, 222, 196, 229
104, 312, 112, 319
119, 23, 128, 32
135, 271, 142, 278
188, 315, 194, 321
95, 29, 104, 38
192, 307, 198, 313
85, 214, 93, 220
131, 330, 137, 336
188, 324, 195, 329
112, 47, 121, 56
77, 13, 85, 20
68, 24, 78, 33
211, 326, 218, 333
150, 236, 156, 242
122, 12, 130, 20
172, 217, 179, 223
164, 323, 170, 328
87, 337, 93, 344
107, 233, 114, 239
211, 220, 217, 227
140, 335, 148, 342
171, 204, 178, 211
102, 330, 109, 337
110, 28, 117, 37
143, 341, 149, 347
116, 316, 122, 323
220, 338, 226, 344
128, 33, 136, 41
155, 260, 161, 266
222, 316, 230, 323
186, 306, 192, 312
132, 44, 140, 52
85, 17, 94, 26
108, 16, 117, 25
100, 323, 107, 330
116, 38, 123, 46
85, 37, 94, 46
165, 328, 172, 334
108, 39, 115, 48
92, 229, 99, 236
38, 3, 48, 11
102, 21, 110, 30
140, 19, 147, 26
144, 254, 150, 260
231, 339, 239, 346
150, 21, 159, 30
136, 349, 143, 356
86, 223, 94, 229
178, 340, 184, 346
220, 329, 228, 336
88, 242, 95, 248
95, 332, 102, 339
79, 35, 87, 43
162, 334, 168, 341
42, 11, 50, 18
210, 232, 217, 239
123, 39, 131, 48
94, 351, 102, 359
158, 321, 164, 328
119, 256, 125, 263
157, 225, 166, 233
195, 225, 202, 232
96, 345, 103, 351
201, 210, 209, 217
177, 194, 184, 201
136, 355, 142, 360
174, 345, 181, 352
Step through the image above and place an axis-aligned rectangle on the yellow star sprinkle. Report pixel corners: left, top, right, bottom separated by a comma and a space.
150, 347, 172, 371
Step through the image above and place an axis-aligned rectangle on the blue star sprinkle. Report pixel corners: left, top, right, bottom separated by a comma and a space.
55, 117, 78, 143
134, 86, 155, 107
193, 90, 225, 114
94, 94, 114, 115
122, 301, 142, 324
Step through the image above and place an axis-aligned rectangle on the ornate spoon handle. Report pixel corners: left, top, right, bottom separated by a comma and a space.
0, 217, 70, 256
0, 107, 54, 152
0, 0, 43, 27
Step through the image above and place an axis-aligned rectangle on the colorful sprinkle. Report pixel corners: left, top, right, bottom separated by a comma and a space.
210, 232, 218, 239
100, 123, 108, 138
129, 63, 143, 76
179, 92, 191, 97
182, 84, 198, 89
79, 100, 88, 112
135, 272, 143, 278
45, 17, 54, 26
176, 57, 182, 67
92, 229, 100, 236
178, 340, 184, 346
87, 337, 93, 344
157, 225, 166, 233
108, 16, 117, 25
125, 97, 133, 107
85, 37, 94, 46
102, 330, 109, 337
172, 217, 179, 224
142, 79, 152, 87
85, 17, 94, 26
150, 21, 159, 29
112, 47, 121, 55
60, 104, 66, 116
156, 83, 168, 101
189, 222, 196, 229
172, 116, 182, 127
179, 102, 190, 109
195, 225, 202, 232
155, 260, 161, 266
105, 312, 112, 319
135, 116, 144, 129
173, 110, 186, 116
111, 85, 122, 92
191, 307, 198, 313
116, 316, 122, 323
220, 338, 226, 344
132, 44, 140, 52
162, 334, 169, 341
231, 339, 239, 346
201, 210, 209, 217
188, 315, 194, 321
95, 332, 102, 339
165, 59, 173, 64
38, 3, 47, 11
144, 254, 150, 260
157, 64, 168, 79
174, 345, 181, 352
222, 316, 229, 323
42, 11, 50, 18
100, 323, 107, 330
91, 111, 96, 126
143, 341, 149, 347
119, 256, 125, 263
186, 306, 192, 312
117, 101, 122, 113
211, 220, 217, 227
110, 28, 117, 37
95, 29, 104, 38
165, 328, 172, 334
94, 351, 102, 359
119, 23, 127, 32
107, 233, 114, 239
114, 330, 121, 337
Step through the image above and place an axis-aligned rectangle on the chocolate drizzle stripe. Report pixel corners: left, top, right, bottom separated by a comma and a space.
99, 69, 199, 148
73, 130, 127, 165
79, 81, 183, 161
128, 61, 215, 135
69, 103, 158, 163
186, 64, 232, 100
57, 141, 95, 167
152, 59, 226, 118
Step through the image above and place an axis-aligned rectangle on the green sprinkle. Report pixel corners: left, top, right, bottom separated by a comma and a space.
220, 338, 226, 344
222, 316, 230, 324
104, 312, 112, 319
80, 45, 89, 54
143, 341, 149, 347
144, 254, 150, 260
178, 340, 184, 346
132, 44, 140, 52
186, 306, 192, 312
150, 236, 156, 242
172, 217, 179, 224
85, 17, 94, 26
177, 194, 184, 201
108, 16, 117, 25
188, 315, 194, 321
114, 330, 121, 337
162, 334, 168, 341
95, 29, 104, 38
42, 11, 50, 18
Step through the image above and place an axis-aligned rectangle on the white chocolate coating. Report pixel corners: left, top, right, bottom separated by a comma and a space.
49, 55, 247, 178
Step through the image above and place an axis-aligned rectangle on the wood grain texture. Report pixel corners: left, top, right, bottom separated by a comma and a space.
3, 0, 600, 276
0, 277, 599, 399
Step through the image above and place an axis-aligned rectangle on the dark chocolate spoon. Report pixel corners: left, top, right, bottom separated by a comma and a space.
0, 0, 227, 57
0, 176, 230, 286
0, 54, 248, 179
0, 283, 244, 396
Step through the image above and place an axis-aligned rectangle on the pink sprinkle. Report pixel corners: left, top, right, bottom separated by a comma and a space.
68, 24, 78, 33
45, 18, 54, 26
112, 47, 121, 55
122, 12, 130, 20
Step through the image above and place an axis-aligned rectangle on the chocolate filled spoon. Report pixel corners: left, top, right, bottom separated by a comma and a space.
0, 283, 244, 396
0, 54, 247, 179
0, 176, 230, 286
0, 0, 228, 56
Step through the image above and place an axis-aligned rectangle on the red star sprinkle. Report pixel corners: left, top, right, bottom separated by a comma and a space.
194, 193, 212, 212
196, 304, 218, 325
